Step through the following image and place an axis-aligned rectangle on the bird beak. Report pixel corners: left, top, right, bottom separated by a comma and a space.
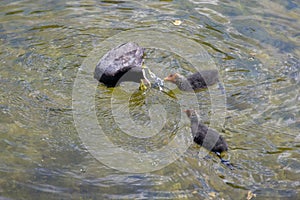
164, 76, 172, 81
164, 74, 177, 82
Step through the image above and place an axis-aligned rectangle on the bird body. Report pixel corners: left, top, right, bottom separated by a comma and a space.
164, 70, 219, 91
185, 109, 228, 154
94, 42, 145, 87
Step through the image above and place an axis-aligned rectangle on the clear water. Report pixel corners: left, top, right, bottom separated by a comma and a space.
0, 0, 299, 199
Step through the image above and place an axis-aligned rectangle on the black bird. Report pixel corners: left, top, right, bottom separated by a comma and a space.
184, 109, 233, 169
94, 42, 146, 87
164, 70, 219, 91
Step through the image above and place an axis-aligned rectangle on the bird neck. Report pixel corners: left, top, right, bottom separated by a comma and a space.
190, 115, 200, 137
175, 75, 192, 91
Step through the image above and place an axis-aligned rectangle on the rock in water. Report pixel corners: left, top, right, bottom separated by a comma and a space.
94, 42, 145, 87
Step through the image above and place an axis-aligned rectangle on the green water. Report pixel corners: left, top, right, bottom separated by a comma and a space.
0, 0, 299, 199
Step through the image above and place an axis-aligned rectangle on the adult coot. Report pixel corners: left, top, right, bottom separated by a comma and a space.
164, 70, 219, 91
94, 42, 146, 87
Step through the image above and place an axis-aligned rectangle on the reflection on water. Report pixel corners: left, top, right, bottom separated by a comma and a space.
0, 0, 300, 199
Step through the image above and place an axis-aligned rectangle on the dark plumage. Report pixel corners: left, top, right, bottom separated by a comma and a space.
164, 70, 219, 91
184, 109, 228, 154
94, 42, 145, 87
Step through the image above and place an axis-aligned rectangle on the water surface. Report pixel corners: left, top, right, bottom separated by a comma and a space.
0, 0, 299, 199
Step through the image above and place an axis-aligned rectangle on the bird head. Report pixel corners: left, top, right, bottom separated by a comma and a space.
164, 73, 181, 83
184, 109, 198, 119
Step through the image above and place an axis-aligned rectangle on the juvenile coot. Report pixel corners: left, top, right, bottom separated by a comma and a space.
164, 70, 219, 91
185, 109, 233, 169
94, 42, 145, 87
184, 109, 228, 154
